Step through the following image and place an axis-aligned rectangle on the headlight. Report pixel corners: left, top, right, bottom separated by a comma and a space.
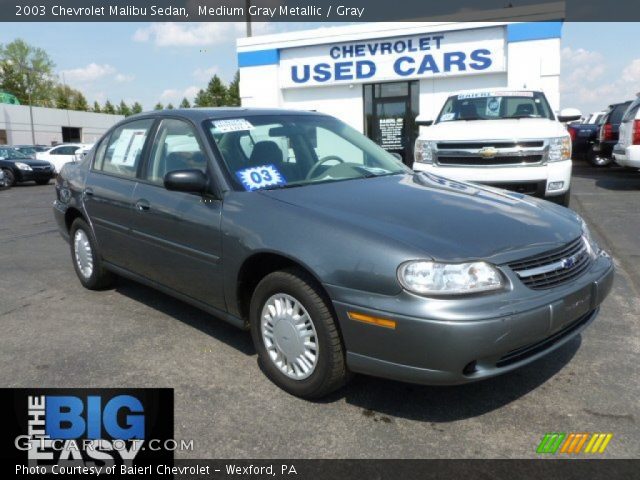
414, 139, 435, 164
580, 217, 600, 258
398, 260, 504, 296
15, 162, 32, 171
548, 135, 571, 162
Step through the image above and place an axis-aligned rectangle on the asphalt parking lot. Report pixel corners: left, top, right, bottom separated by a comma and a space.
1, 165, 638, 459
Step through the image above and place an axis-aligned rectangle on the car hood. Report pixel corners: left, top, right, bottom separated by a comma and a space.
421, 118, 567, 141
260, 173, 582, 264
0, 157, 51, 167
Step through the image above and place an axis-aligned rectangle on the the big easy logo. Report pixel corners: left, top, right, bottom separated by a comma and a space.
279, 26, 506, 88
2, 389, 174, 468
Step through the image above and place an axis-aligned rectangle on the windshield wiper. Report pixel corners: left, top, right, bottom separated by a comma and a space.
260, 183, 302, 191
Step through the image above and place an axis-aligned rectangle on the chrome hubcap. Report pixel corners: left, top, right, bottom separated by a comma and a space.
73, 229, 93, 279
593, 155, 610, 166
261, 293, 318, 380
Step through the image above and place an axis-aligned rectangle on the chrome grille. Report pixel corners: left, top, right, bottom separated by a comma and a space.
508, 237, 591, 290
438, 155, 543, 166
434, 139, 547, 167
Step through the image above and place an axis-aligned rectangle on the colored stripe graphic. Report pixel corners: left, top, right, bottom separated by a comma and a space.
538, 433, 613, 454
585, 433, 613, 453
537, 433, 566, 454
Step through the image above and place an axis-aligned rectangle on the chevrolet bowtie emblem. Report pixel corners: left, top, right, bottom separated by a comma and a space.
478, 147, 499, 158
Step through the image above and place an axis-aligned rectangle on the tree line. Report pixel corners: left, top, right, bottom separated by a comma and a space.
0, 38, 240, 116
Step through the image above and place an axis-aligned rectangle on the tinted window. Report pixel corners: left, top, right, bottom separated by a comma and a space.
610, 103, 632, 124
52, 146, 78, 155
96, 119, 154, 178
622, 100, 640, 122
145, 119, 208, 185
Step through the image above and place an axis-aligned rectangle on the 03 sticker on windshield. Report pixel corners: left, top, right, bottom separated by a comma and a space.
236, 164, 286, 191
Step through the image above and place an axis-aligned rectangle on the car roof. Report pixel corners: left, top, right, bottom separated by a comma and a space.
123, 107, 325, 123
445, 88, 543, 96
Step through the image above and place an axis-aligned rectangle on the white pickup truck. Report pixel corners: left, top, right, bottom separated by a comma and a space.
413, 89, 581, 206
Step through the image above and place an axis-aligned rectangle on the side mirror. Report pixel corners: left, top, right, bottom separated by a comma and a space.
164, 169, 208, 193
558, 108, 582, 123
416, 119, 434, 127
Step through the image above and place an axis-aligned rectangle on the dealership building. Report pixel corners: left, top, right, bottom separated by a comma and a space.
237, 5, 564, 164
0, 103, 123, 146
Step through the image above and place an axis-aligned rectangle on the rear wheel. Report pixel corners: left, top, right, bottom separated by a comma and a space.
69, 218, 113, 290
587, 148, 612, 167
250, 269, 349, 399
1, 168, 15, 187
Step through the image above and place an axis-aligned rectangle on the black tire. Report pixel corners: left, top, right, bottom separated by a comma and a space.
2, 168, 15, 187
548, 189, 570, 207
69, 218, 114, 290
250, 268, 349, 399
35, 179, 50, 185
587, 148, 611, 167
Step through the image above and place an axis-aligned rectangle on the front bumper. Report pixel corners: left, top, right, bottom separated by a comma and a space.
16, 168, 55, 183
413, 160, 571, 197
327, 253, 614, 385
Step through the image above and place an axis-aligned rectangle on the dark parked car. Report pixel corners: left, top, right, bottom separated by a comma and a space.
0, 147, 55, 186
0, 169, 10, 190
588, 101, 633, 167
53, 109, 614, 398
568, 113, 606, 162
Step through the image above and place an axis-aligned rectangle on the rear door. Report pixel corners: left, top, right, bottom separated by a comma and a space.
128, 117, 225, 310
618, 100, 640, 149
83, 118, 155, 269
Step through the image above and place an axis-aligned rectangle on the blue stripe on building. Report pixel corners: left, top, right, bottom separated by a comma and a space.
507, 21, 563, 43
238, 49, 280, 67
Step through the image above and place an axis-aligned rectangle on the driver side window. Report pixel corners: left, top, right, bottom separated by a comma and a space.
145, 118, 208, 185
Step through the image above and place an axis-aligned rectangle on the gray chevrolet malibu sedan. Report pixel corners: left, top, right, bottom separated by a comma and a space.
53, 109, 614, 398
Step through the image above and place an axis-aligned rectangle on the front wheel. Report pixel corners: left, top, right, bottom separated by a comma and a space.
1, 168, 15, 187
69, 218, 114, 290
250, 269, 349, 399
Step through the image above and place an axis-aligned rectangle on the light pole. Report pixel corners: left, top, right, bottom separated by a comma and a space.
25, 76, 36, 144
245, 0, 252, 37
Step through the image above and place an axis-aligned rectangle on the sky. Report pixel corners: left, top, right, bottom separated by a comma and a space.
0, 22, 637, 114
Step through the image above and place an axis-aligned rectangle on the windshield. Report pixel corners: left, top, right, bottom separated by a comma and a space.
436, 91, 554, 122
0, 148, 30, 159
206, 114, 410, 191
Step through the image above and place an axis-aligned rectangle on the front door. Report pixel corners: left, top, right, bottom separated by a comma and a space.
364, 81, 419, 167
129, 118, 225, 311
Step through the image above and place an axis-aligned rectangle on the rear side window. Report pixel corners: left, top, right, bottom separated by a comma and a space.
622, 100, 640, 122
610, 103, 632, 124
95, 119, 154, 178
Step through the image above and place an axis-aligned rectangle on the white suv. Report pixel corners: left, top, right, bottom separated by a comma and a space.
613, 94, 640, 169
413, 89, 581, 206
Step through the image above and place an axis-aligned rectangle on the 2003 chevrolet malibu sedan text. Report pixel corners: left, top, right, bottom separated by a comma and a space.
53, 108, 614, 398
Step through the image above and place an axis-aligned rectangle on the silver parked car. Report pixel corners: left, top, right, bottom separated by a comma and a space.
54, 109, 614, 398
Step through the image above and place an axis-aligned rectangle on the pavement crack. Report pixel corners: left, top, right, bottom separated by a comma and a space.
583, 409, 635, 422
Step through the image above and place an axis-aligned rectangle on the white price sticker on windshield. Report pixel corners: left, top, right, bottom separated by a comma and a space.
212, 119, 254, 133
440, 113, 455, 121
236, 164, 286, 191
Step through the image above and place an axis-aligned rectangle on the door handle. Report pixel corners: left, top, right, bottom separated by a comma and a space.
83, 188, 93, 198
135, 199, 150, 212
